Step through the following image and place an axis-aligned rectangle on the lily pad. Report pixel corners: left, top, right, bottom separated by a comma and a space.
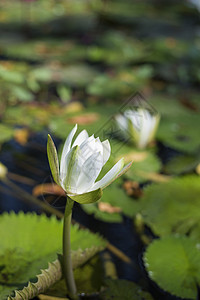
87, 66, 153, 99
144, 236, 200, 299
0, 212, 106, 300
45, 255, 104, 297
149, 96, 200, 154
82, 182, 138, 223
0, 61, 36, 103
87, 31, 147, 66
156, 113, 200, 153
60, 64, 99, 88
137, 175, 200, 239
1, 39, 86, 63
149, 96, 188, 117
0, 0, 94, 25
49, 103, 120, 140
164, 153, 200, 175
113, 145, 161, 183
4, 105, 52, 131
0, 124, 14, 144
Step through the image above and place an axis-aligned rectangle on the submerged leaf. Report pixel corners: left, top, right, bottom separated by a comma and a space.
100, 279, 154, 300
144, 236, 200, 299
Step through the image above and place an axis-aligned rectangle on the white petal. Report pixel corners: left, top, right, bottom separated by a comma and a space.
80, 134, 95, 151
127, 110, 142, 131
90, 158, 124, 191
148, 114, 160, 142
62, 146, 81, 194
78, 135, 96, 167
95, 137, 103, 156
72, 129, 89, 147
76, 151, 103, 194
138, 111, 153, 148
102, 140, 111, 165
60, 124, 77, 178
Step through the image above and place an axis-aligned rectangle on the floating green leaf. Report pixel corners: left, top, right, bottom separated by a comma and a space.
100, 279, 154, 300
113, 145, 161, 183
11, 86, 33, 102
8, 250, 104, 300
61, 64, 99, 88
0, 62, 36, 103
0, 212, 106, 300
149, 97, 200, 153
82, 182, 138, 223
156, 113, 200, 153
8, 259, 62, 300
4, 104, 55, 131
144, 236, 200, 299
1, 39, 86, 63
45, 255, 104, 298
57, 85, 71, 103
137, 175, 200, 238
0, 124, 14, 144
149, 96, 188, 118
87, 66, 153, 98
164, 153, 200, 175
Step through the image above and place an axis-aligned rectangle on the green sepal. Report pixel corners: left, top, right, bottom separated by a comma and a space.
63, 145, 79, 191
47, 134, 60, 186
69, 188, 103, 204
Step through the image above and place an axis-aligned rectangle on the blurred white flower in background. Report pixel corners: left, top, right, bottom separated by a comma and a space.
115, 108, 160, 149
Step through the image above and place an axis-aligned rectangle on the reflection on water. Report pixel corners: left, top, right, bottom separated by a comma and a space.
0, 132, 51, 213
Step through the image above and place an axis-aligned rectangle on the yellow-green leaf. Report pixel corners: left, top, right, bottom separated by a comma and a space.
47, 134, 60, 186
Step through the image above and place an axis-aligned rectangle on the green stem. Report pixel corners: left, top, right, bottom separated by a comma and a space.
63, 197, 78, 300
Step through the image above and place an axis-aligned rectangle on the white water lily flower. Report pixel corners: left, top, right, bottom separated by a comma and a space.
47, 125, 132, 204
115, 108, 160, 149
